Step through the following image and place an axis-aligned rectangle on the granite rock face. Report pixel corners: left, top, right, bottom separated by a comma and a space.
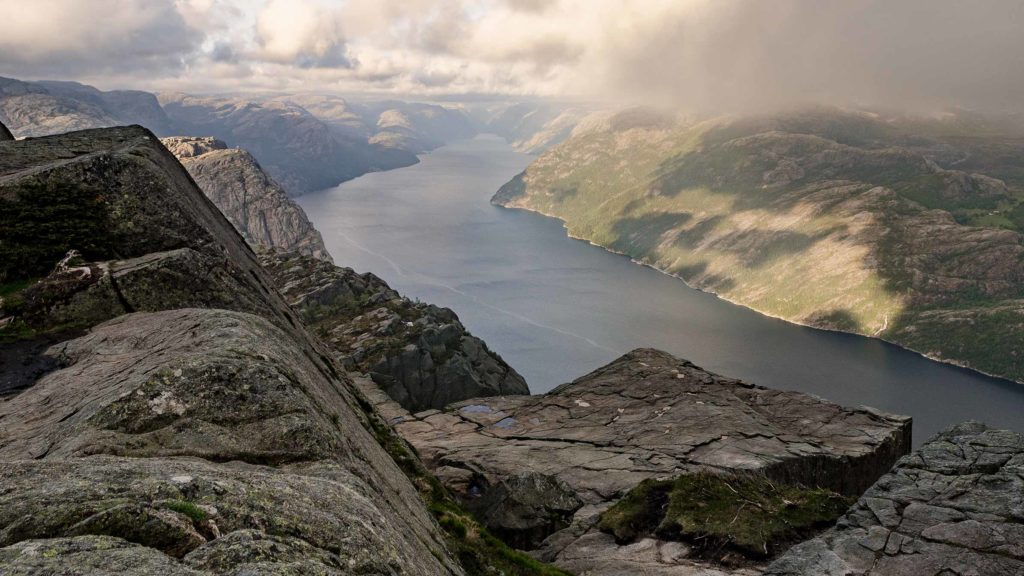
765, 421, 1024, 576
0, 126, 462, 574
370, 348, 913, 574
0, 309, 459, 575
0, 126, 303, 338
161, 136, 332, 261
262, 251, 530, 412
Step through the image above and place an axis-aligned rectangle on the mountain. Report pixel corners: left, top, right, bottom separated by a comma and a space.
158, 93, 418, 194
273, 94, 479, 153
494, 107, 1024, 384
0, 76, 171, 137
480, 101, 592, 153
161, 136, 331, 262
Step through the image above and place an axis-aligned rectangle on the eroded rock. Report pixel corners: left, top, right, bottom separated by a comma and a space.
262, 251, 530, 412
764, 421, 1024, 575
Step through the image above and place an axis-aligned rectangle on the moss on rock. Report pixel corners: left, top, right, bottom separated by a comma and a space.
599, 472, 851, 560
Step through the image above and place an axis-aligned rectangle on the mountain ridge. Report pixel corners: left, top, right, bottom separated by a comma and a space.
493, 106, 1024, 385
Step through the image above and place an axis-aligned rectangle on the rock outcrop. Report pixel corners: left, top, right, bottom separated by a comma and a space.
161, 136, 331, 261
0, 126, 462, 574
765, 422, 1024, 575
261, 251, 530, 412
368, 348, 913, 574
0, 120, 12, 141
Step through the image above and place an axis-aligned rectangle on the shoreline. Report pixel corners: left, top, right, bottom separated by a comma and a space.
493, 199, 1024, 389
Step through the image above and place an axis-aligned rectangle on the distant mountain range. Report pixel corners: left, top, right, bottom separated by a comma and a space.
495, 106, 1024, 384
0, 76, 582, 196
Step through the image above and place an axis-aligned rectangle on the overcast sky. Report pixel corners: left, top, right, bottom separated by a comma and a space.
1, 0, 1022, 112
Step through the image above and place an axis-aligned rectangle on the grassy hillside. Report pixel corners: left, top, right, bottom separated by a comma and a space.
494, 107, 1024, 382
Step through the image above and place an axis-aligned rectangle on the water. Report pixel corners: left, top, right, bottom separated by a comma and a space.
299, 134, 1024, 447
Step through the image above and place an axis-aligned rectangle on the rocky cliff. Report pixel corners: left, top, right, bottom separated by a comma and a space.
261, 251, 529, 412
161, 137, 331, 262
494, 107, 1024, 384
367, 348, 913, 574
0, 77, 171, 138
765, 422, 1024, 575
0, 126, 462, 574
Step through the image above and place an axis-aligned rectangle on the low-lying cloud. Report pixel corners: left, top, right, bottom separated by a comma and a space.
0, 0, 1021, 113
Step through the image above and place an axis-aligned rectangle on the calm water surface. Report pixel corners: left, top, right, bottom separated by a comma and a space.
299, 135, 1024, 447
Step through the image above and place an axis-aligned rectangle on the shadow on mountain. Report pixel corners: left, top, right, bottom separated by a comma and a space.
609, 212, 692, 254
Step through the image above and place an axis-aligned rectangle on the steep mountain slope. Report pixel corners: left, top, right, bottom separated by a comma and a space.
0, 120, 11, 141
161, 137, 331, 262
0, 77, 171, 137
262, 251, 529, 412
0, 126, 462, 574
159, 93, 417, 194
494, 108, 1024, 383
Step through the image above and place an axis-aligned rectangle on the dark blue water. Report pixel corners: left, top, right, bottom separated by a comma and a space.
299, 135, 1024, 446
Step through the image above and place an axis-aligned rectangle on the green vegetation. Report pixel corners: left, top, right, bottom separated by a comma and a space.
500, 110, 1024, 382
163, 500, 208, 523
0, 178, 113, 283
599, 472, 851, 560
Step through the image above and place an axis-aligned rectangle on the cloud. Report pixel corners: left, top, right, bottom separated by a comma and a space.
579, 0, 1024, 112
1, 0, 1022, 113
253, 0, 352, 69
0, 0, 203, 77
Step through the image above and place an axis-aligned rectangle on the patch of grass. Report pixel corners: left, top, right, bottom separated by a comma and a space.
164, 500, 208, 523
599, 472, 851, 560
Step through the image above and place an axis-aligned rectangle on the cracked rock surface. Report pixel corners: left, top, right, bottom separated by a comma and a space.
764, 421, 1024, 576
364, 348, 912, 574
262, 250, 529, 412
